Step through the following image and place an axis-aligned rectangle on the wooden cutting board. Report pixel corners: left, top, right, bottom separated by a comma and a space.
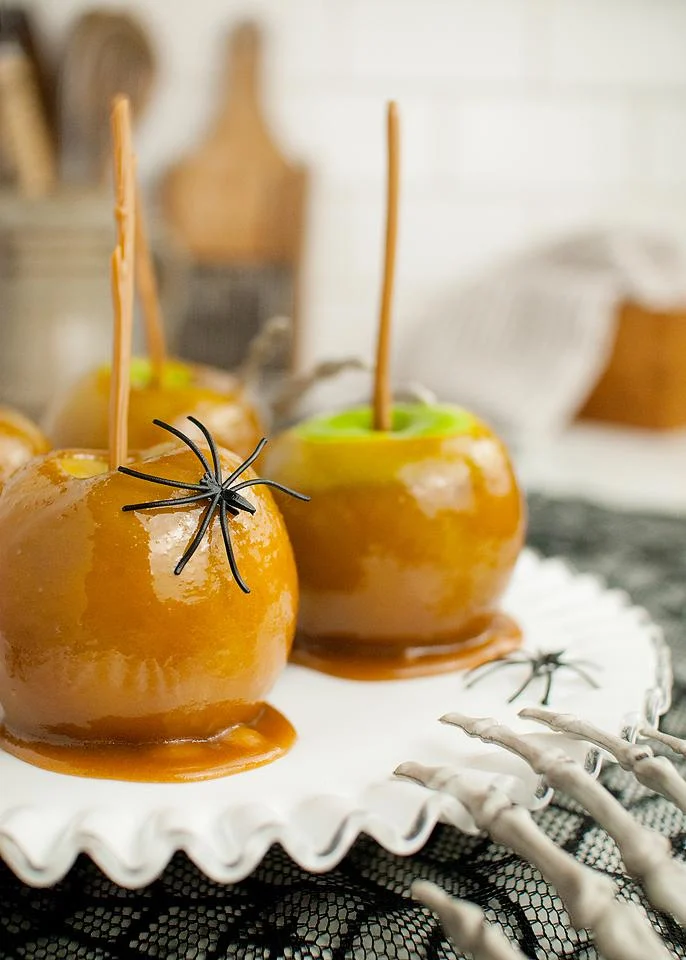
162, 20, 307, 376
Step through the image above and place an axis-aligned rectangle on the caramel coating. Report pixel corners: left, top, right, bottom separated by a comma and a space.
266, 415, 525, 674
0, 407, 50, 493
0, 446, 298, 754
45, 360, 264, 458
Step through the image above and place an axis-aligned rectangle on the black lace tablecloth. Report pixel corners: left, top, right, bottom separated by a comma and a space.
2, 494, 686, 959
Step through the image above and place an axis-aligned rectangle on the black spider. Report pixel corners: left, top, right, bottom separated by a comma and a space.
118, 416, 309, 593
464, 649, 601, 706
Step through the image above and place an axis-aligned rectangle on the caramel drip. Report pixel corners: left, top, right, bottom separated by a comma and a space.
108, 95, 136, 471
135, 183, 167, 385
0, 705, 296, 783
373, 101, 400, 432
292, 612, 522, 682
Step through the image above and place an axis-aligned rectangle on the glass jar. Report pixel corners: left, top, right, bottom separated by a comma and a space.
0, 188, 184, 422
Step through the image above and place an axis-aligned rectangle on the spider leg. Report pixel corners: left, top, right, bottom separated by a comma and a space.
152, 419, 214, 476
222, 438, 268, 487
541, 667, 554, 706
219, 500, 250, 593
187, 416, 222, 483
560, 663, 602, 689
232, 478, 311, 502
464, 658, 527, 689
118, 465, 205, 492
506, 666, 537, 704
225, 491, 257, 514
174, 493, 221, 575
559, 658, 601, 670
122, 492, 211, 512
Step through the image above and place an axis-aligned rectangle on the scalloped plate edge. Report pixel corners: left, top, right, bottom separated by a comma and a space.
0, 552, 672, 889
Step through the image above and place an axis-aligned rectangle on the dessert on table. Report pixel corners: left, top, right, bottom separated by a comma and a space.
0, 97, 307, 783
44, 163, 265, 460
45, 355, 265, 461
267, 103, 525, 680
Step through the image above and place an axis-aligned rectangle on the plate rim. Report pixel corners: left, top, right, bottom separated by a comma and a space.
0, 549, 672, 888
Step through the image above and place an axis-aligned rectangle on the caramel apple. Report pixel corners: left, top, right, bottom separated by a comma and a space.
0, 426, 302, 781
44, 152, 265, 459
267, 405, 524, 679
45, 356, 265, 458
0, 406, 50, 492
0, 97, 307, 782
266, 103, 525, 680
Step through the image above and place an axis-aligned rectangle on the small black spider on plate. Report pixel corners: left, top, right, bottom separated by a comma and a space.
464, 649, 601, 706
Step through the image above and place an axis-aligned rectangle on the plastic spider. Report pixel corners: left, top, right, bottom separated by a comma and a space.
464, 649, 601, 706
118, 416, 309, 593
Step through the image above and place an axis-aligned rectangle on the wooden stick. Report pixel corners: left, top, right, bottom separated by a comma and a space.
135, 184, 167, 384
373, 100, 399, 432
108, 95, 136, 470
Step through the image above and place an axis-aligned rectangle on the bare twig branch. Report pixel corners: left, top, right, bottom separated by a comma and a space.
442, 713, 686, 926
395, 762, 672, 960
393, 380, 437, 405
412, 880, 529, 960
271, 357, 369, 417
239, 315, 293, 386
522, 707, 686, 814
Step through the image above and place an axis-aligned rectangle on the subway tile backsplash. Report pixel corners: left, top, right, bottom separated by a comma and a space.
29, 0, 686, 365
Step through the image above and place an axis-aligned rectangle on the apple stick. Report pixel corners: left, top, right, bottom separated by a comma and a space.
109, 95, 136, 470
135, 183, 167, 385
373, 100, 400, 432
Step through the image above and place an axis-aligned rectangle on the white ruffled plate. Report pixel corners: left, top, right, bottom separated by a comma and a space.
0, 550, 670, 889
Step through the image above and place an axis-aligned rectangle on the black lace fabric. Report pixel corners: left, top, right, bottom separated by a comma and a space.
2, 494, 686, 959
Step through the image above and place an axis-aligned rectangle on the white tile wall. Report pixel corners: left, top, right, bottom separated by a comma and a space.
548, 0, 686, 88
27, 0, 686, 368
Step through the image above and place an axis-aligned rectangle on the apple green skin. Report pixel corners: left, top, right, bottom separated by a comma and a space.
0, 446, 298, 746
265, 404, 525, 648
44, 357, 264, 459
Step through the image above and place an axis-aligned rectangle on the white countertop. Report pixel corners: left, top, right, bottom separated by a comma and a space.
517, 423, 686, 514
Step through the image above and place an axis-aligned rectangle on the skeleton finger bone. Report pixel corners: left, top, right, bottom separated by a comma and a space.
442, 713, 686, 926
522, 707, 686, 813
395, 762, 672, 960
412, 880, 529, 960
640, 724, 686, 759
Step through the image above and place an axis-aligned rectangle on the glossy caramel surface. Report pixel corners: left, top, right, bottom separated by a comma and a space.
267, 410, 525, 676
0, 446, 298, 779
45, 358, 264, 457
0, 407, 50, 492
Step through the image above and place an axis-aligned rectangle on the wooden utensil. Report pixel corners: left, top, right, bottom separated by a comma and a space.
58, 10, 156, 185
0, 9, 55, 197
162, 20, 307, 377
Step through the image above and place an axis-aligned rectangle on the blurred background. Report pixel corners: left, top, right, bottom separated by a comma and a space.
3, 0, 686, 506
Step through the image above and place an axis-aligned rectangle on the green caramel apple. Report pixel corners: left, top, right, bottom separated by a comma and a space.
44, 357, 264, 459
266, 403, 525, 679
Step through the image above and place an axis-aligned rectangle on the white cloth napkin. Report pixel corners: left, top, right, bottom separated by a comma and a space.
398, 230, 686, 441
